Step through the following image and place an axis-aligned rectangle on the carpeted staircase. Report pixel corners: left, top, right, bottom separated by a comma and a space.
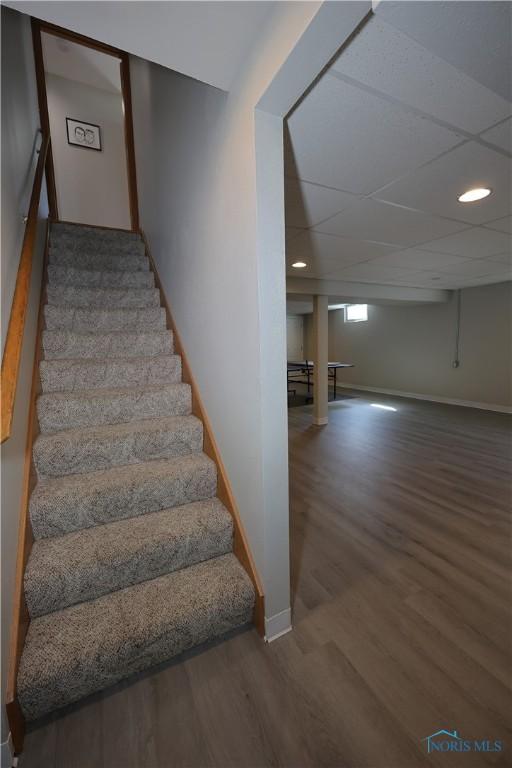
17, 222, 255, 721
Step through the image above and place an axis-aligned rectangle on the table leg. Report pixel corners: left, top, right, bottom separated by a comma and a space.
333, 367, 337, 400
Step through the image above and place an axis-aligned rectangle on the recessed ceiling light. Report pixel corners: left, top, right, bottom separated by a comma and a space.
291, 261, 307, 268
458, 187, 491, 203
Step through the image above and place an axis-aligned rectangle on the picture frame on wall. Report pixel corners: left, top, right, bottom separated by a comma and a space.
66, 117, 102, 151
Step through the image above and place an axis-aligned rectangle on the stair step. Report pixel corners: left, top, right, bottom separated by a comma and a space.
44, 305, 166, 333
42, 329, 172, 360
34, 415, 203, 478
39, 355, 182, 393
37, 383, 191, 433
46, 285, 159, 308
18, 553, 254, 720
51, 222, 141, 242
30, 453, 217, 538
25, 497, 233, 616
50, 237, 146, 256
47, 265, 155, 289
49, 249, 149, 272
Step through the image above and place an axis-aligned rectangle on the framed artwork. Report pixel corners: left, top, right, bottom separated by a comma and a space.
66, 118, 102, 151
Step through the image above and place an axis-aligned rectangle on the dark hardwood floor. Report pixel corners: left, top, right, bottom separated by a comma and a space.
20, 392, 512, 768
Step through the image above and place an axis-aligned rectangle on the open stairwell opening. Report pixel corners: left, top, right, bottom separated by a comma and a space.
7, 219, 264, 751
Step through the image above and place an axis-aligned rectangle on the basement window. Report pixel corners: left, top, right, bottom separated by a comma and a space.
345, 304, 368, 323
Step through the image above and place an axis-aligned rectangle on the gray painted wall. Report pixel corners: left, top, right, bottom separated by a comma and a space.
1, 6, 41, 356
129, 54, 293, 628
129, 2, 369, 633
46, 73, 131, 229
304, 282, 512, 407
1, 6, 49, 744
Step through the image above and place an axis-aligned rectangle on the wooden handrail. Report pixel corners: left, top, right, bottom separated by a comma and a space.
1, 131, 49, 443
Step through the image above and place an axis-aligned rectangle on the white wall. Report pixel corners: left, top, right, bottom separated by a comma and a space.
0, 6, 49, 749
46, 72, 131, 229
1, 8, 41, 355
304, 282, 511, 408
130, 1, 371, 636
4, 0, 277, 92
130, 2, 331, 635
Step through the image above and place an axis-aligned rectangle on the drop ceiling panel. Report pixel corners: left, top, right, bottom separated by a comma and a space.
483, 215, 512, 234
373, 142, 512, 225
321, 262, 423, 284
435, 257, 512, 278
286, 74, 463, 195
486, 252, 512, 266
369, 248, 469, 271
287, 230, 396, 273
285, 178, 357, 228
284, 2, 511, 292
480, 118, 512, 153
314, 198, 468, 247
330, 16, 511, 134
375, 0, 512, 101
421, 227, 511, 259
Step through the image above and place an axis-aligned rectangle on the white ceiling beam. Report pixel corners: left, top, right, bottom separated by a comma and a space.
287, 276, 450, 304
256, 0, 372, 118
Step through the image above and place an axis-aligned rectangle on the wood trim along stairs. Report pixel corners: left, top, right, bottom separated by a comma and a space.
5, 222, 50, 754
141, 231, 265, 634
1, 133, 49, 443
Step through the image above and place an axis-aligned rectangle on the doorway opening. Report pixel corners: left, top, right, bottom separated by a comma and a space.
32, 20, 139, 230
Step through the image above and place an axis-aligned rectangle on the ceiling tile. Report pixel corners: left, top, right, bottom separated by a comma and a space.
285, 74, 462, 195
314, 198, 468, 247
331, 16, 511, 134
487, 252, 512, 266
421, 227, 511, 259
374, 1, 512, 102
483, 215, 512, 234
480, 118, 512, 153
368, 248, 469, 271
395, 271, 459, 287
287, 230, 396, 268
435, 257, 510, 277
321, 262, 427, 284
373, 141, 512, 225
285, 178, 357, 228
465, 274, 512, 286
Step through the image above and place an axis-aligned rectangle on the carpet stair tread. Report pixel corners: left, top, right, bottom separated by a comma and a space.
44, 305, 166, 332
18, 553, 254, 720
51, 222, 141, 241
39, 355, 182, 393
37, 382, 191, 433
25, 497, 233, 617
46, 285, 160, 308
49, 249, 149, 272
30, 452, 217, 539
34, 414, 203, 478
42, 329, 173, 360
47, 264, 155, 289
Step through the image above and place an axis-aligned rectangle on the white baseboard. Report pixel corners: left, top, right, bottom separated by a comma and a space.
336, 383, 512, 414
265, 608, 292, 642
1, 733, 13, 768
